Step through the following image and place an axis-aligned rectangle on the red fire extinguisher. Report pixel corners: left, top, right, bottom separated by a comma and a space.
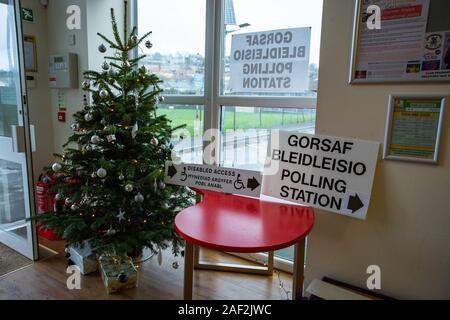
36, 173, 63, 241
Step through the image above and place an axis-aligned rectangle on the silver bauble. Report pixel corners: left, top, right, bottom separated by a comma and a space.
106, 228, 116, 236
100, 119, 107, 125
158, 96, 165, 103
145, 40, 153, 49
65, 198, 73, 206
131, 35, 138, 44
150, 137, 159, 146
52, 162, 62, 172
125, 184, 133, 192
101, 61, 110, 71
82, 80, 90, 90
70, 204, 79, 211
90, 135, 101, 144
118, 173, 125, 181
84, 112, 93, 122
122, 61, 130, 68
70, 123, 80, 131
158, 182, 166, 189
114, 51, 121, 58
134, 193, 144, 203
55, 193, 64, 201
96, 168, 107, 178
98, 43, 107, 53
99, 89, 109, 99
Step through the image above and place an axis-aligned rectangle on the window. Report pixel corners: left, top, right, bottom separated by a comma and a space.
136, 0, 323, 268
137, 0, 206, 96
221, 0, 322, 97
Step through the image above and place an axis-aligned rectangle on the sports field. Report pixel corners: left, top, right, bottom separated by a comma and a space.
157, 107, 316, 136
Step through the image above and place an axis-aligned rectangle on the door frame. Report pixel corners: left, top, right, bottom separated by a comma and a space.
0, 0, 38, 260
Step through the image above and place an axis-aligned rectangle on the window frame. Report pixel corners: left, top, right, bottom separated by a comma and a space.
133, 0, 319, 272
133, 0, 317, 166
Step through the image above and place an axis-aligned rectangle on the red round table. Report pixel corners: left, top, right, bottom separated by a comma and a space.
174, 189, 315, 300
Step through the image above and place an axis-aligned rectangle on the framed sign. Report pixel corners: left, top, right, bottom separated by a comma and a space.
350, 0, 450, 84
383, 95, 446, 164
23, 35, 37, 72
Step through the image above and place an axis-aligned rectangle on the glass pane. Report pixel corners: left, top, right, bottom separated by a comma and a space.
0, 1, 21, 137
220, 106, 316, 171
220, 106, 315, 262
0, 160, 26, 228
222, 0, 323, 96
157, 104, 204, 164
137, 0, 206, 95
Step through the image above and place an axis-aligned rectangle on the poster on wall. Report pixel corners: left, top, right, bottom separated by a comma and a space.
350, 0, 450, 83
383, 95, 446, 163
229, 27, 311, 93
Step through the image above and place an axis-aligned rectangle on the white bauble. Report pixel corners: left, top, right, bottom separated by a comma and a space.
65, 198, 73, 206
52, 162, 62, 172
134, 193, 144, 203
96, 168, 107, 178
125, 184, 133, 192
55, 193, 64, 201
84, 113, 93, 122
99, 89, 109, 99
70, 204, 79, 211
106, 228, 116, 236
90, 135, 101, 144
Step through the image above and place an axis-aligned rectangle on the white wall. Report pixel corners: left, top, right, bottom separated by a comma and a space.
21, 0, 53, 180
305, 0, 450, 299
46, 0, 124, 153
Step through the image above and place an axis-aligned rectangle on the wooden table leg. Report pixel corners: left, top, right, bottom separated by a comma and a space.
292, 238, 306, 300
184, 241, 194, 300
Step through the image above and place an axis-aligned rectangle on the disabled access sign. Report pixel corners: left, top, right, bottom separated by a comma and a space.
165, 161, 262, 198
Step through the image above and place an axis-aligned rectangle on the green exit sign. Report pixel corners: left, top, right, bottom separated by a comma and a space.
21, 8, 34, 22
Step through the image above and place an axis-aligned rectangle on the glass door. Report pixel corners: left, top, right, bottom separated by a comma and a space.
0, 0, 37, 260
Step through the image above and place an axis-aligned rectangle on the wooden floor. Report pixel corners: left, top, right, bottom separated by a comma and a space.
0, 238, 293, 300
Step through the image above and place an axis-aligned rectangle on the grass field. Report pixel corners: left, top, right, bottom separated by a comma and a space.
157, 107, 316, 136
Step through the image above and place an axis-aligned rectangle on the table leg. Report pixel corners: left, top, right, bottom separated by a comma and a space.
184, 241, 194, 300
292, 238, 306, 300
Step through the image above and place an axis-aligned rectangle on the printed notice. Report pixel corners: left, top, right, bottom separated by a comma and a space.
230, 27, 311, 93
388, 97, 443, 159
165, 162, 262, 198
262, 132, 379, 220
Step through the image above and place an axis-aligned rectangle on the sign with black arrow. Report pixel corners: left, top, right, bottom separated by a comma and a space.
262, 132, 379, 220
164, 161, 262, 198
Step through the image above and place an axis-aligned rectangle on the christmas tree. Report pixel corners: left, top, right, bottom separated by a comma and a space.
39, 4, 193, 258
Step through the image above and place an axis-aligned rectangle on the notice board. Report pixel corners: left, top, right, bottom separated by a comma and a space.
350, 0, 450, 83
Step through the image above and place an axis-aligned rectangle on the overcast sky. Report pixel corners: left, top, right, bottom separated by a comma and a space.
138, 0, 323, 65
0, 1, 323, 71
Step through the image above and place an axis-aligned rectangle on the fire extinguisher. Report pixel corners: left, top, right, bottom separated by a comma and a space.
36, 173, 63, 241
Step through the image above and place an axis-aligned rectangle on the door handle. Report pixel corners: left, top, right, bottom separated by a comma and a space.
11, 125, 36, 153
30, 124, 36, 152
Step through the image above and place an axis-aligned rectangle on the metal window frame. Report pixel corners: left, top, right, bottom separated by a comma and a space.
132, 0, 319, 272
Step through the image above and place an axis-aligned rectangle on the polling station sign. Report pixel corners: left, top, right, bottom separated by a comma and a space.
262, 132, 379, 220
165, 161, 262, 198
229, 27, 311, 93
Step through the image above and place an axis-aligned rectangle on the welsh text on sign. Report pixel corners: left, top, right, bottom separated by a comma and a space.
262, 132, 379, 220
165, 162, 262, 198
